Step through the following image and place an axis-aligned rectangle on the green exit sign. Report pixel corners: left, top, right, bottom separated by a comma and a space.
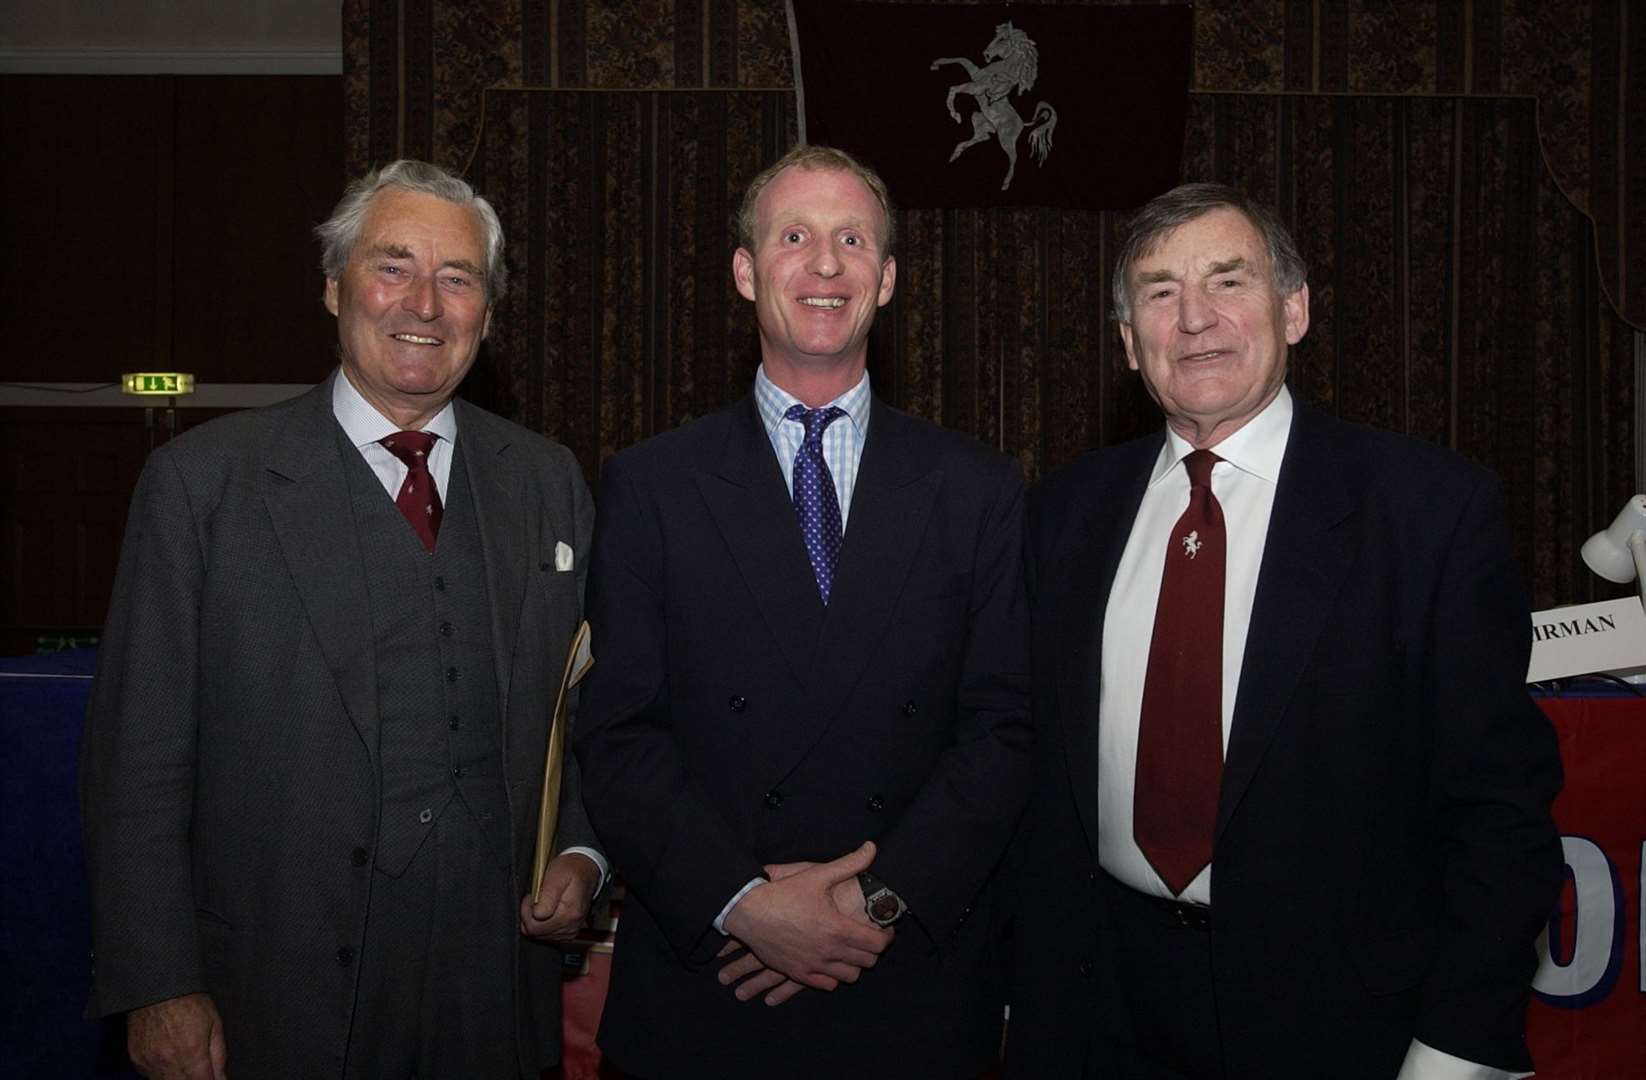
122, 372, 195, 396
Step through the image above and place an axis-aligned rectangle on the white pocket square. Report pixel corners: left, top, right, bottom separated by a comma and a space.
554, 540, 575, 572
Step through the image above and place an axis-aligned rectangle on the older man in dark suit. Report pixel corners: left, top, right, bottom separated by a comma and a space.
574, 145, 1032, 1077
1005, 183, 1563, 1079
81, 160, 605, 1079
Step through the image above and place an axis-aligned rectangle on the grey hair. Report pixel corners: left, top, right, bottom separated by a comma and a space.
736, 144, 897, 258
1111, 182, 1306, 323
316, 159, 508, 303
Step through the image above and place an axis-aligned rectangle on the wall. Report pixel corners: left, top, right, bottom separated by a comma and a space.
0, 72, 342, 653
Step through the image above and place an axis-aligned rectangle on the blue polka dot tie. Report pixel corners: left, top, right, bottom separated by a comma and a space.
786, 404, 847, 603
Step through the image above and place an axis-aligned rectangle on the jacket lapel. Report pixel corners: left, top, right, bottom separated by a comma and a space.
695, 396, 824, 687
1056, 436, 1160, 859
1217, 404, 1355, 840
263, 378, 380, 756
779, 402, 941, 770
456, 401, 527, 724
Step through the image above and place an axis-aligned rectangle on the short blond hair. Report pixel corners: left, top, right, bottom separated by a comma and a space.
736, 144, 896, 257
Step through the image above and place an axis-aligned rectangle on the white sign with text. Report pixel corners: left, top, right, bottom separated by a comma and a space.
1527, 597, 1646, 683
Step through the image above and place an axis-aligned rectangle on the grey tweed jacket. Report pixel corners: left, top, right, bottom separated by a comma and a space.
80, 374, 596, 1077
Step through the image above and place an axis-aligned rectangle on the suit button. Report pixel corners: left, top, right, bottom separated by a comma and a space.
449, 715, 461, 731
337, 946, 355, 967
866, 794, 885, 812
763, 790, 782, 809
1078, 958, 1094, 978
452, 765, 464, 779
729, 695, 747, 713
957, 904, 972, 925
902, 699, 918, 717
1088, 869, 1098, 886
434, 576, 446, 591
439, 621, 455, 637
446, 667, 458, 683
418, 807, 433, 824
350, 847, 368, 868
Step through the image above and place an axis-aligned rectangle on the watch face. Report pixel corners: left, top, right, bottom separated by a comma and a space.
868, 891, 903, 925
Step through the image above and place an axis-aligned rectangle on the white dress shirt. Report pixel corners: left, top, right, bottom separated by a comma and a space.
1096, 385, 1523, 1080
1098, 387, 1291, 905
332, 367, 459, 501
330, 369, 610, 890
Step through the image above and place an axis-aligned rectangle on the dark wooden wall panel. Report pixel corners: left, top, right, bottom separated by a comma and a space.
1, 75, 342, 654
1, 77, 172, 382
169, 77, 345, 384
0, 75, 343, 387
0, 408, 234, 656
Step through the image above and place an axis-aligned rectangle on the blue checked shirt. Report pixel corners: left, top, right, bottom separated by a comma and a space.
753, 364, 871, 531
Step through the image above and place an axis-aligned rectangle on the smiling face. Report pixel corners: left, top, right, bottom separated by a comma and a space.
1118, 206, 1309, 448
324, 187, 494, 428
732, 165, 896, 399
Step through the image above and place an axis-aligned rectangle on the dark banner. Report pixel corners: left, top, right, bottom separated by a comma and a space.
789, 0, 1192, 210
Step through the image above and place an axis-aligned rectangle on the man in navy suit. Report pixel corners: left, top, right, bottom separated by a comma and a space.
1005, 183, 1562, 1079
574, 145, 1032, 1077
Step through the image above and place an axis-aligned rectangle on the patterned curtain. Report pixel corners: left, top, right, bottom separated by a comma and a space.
343, 0, 1645, 609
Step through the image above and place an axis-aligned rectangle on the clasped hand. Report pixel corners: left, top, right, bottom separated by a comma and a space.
718, 840, 893, 1006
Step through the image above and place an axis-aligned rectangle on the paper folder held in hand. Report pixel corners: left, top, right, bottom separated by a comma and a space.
531, 620, 594, 903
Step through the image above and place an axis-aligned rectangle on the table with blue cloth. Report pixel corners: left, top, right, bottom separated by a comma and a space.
0, 647, 129, 1076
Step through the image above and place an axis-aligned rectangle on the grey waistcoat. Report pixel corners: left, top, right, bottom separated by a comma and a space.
337, 430, 511, 877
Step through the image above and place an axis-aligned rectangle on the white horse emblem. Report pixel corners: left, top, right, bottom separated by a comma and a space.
1182, 531, 1202, 559
931, 22, 1059, 191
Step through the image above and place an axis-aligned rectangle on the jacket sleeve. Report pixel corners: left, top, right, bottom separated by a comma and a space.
1002, 480, 1106, 1077
547, 444, 603, 864
1416, 473, 1563, 1069
572, 453, 767, 965
867, 453, 1035, 942
80, 448, 211, 1017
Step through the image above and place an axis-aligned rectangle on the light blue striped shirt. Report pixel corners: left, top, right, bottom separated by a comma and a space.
753, 364, 871, 531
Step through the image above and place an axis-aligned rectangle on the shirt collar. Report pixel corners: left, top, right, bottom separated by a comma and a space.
330, 366, 459, 448
1149, 384, 1293, 487
753, 364, 872, 441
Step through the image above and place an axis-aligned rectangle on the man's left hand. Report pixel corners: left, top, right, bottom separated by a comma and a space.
519, 853, 601, 941
716, 856, 879, 1005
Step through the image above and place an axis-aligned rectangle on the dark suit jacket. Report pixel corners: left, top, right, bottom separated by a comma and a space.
1006, 401, 1563, 1079
80, 377, 596, 1078
574, 394, 1032, 1077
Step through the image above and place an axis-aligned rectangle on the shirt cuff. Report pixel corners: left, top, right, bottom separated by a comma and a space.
713, 877, 767, 935
559, 846, 610, 894
1395, 1039, 1531, 1080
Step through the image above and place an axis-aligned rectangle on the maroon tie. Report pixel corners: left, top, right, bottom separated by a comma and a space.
1134, 448, 1225, 896
380, 430, 443, 553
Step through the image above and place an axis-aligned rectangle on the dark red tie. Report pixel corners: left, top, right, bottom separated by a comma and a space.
380, 430, 443, 553
1134, 449, 1225, 895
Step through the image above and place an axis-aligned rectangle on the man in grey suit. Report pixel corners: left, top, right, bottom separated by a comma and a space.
80, 159, 605, 1079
